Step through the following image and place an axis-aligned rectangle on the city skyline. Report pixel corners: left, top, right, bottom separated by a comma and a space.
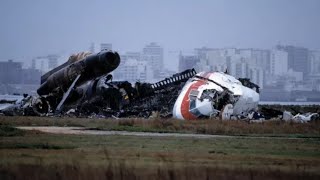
1, 43, 319, 102
1, 42, 319, 71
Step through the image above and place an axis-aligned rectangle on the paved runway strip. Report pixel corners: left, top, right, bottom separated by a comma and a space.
17, 126, 312, 139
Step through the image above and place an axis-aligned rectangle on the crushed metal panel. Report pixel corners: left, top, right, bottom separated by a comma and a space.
173, 71, 259, 120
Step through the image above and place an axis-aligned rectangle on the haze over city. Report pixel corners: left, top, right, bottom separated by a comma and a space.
1, 0, 319, 70
1, 0, 320, 102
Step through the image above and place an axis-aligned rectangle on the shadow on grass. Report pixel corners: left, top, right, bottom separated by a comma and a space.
0, 142, 74, 150
0, 125, 25, 137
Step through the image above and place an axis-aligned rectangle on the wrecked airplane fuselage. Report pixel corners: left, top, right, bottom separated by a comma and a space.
1, 50, 318, 122
172, 72, 260, 120
38, 50, 120, 96
33, 50, 120, 115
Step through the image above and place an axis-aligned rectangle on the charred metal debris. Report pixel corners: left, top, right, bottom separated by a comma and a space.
1, 67, 197, 118
0, 50, 319, 122
71, 68, 197, 118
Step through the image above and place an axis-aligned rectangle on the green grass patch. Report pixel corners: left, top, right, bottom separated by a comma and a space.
1, 132, 320, 179
0, 143, 72, 150
0, 125, 25, 137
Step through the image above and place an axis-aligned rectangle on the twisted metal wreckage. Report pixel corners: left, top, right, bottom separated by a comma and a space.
1, 50, 319, 122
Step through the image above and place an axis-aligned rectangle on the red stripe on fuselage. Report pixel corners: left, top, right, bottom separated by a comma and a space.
180, 72, 212, 120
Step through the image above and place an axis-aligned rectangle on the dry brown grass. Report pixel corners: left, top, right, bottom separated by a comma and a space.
1, 147, 319, 180
0, 116, 319, 136
259, 104, 320, 114
2, 162, 319, 180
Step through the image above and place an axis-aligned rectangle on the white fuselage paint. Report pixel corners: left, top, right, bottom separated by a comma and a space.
173, 71, 259, 120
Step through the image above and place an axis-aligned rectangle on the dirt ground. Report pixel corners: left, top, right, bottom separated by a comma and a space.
16, 126, 313, 140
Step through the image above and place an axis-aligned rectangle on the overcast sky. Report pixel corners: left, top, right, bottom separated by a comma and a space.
0, 0, 319, 69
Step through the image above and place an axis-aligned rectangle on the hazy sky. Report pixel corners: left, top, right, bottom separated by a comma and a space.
1, 0, 319, 69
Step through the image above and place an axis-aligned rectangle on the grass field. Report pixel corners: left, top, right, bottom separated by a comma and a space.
1, 116, 320, 137
0, 116, 320, 179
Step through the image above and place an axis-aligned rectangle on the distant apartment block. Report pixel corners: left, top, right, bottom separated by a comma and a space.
100, 43, 112, 51
113, 59, 153, 83
178, 53, 199, 72
142, 42, 163, 78
276, 45, 309, 79
194, 47, 265, 88
309, 50, 320, 75
122, 52, 141, 62
270, 49, 288, 75
0, 60, 41, 85
31, 54, 60, 73
22, 68, 41, 84
0, 60, 22, 84
47, 54, 59, 70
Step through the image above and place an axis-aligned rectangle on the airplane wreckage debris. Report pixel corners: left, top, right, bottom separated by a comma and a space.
0, 50, 319, 122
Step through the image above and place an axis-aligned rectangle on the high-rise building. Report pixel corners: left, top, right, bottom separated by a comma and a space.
47, 55, 59, 70
113, 51, 152, 82
235, 48, 270, 72
178, 53, 199, 72
124, 52, 141, 61
115, 52, 141, 78
276, 45, 309, 79
194, 48, 228, 72
249, 68, 264, 89
194, 47, 216, 60
270, 49, 288, 75
142, 42, 163, 78
100, 43, 112, 51
309, 50, 320, 75
113, 59, 153, 83
22, 68, 41, 84
32, 57, 47, 73
206, 49, 226, 67
235, 59, 249, 78
0, 60, 22, 84
251, 49, 271, 73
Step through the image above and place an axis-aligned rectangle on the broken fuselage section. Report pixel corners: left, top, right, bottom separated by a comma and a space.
173, 71, 260, 120
33, 50, 121, 115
